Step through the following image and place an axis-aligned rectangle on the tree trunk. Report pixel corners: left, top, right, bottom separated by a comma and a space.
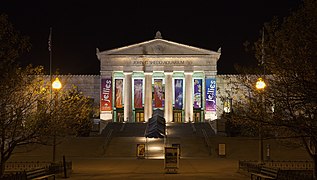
0, 160, 5, 177
313, 154, 317, 179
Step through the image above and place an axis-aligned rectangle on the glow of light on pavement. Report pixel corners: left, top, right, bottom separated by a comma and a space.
136, 137, 146, 142
146, 138, 161, 142
148, 156, 164, 159
148, 146, 163, 151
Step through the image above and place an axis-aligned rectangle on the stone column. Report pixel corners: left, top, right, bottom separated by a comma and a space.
144, 73, 152, 121
124, 72, 132, 122
185, 72, 193, 122
164, 72, 173, 122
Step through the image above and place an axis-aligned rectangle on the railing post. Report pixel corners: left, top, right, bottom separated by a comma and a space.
63, 155, 67, 178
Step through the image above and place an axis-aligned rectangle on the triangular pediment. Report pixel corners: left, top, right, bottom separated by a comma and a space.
98, 38, 219, 55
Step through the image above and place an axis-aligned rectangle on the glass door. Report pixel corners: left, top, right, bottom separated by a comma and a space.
135, 110, 144, 122
193, 109, 201, 122
173, 110, 182, 123
116, 108, 124, 122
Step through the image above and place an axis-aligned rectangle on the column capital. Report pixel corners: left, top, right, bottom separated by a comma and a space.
184, 72, 193, 75
124, 72, 133, 75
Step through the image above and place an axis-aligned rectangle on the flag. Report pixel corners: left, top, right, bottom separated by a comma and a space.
48, 27, 52, 52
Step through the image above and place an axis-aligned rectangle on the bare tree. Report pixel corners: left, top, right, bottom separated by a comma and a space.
0, 14, 94, 176
222, 0, 317, 178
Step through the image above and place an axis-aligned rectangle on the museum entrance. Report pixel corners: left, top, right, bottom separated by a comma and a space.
173, 109, 183, 123
116, 108, 124, 122
135, 109, 144, 122
193, 109, 202, 122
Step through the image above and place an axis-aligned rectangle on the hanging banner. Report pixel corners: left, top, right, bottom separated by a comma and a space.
134, 79, 143, 108
115, 79, 123, 108
193, 79, 202, 108
100, 78, 112, 111
205, 78, 216, 111
153, 79, 164, 108
174, 79, 183, 109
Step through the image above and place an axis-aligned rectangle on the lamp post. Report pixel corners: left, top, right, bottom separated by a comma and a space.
52, 77, 62, 162
256, 77, 266, 164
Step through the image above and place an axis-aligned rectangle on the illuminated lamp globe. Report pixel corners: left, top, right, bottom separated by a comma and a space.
255, 78, 266, 90
52, 77, 62, 90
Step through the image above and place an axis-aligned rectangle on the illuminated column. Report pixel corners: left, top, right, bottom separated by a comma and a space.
144, 73, 152, 121
124, 72, 132, 122
185, 72, 193, 122
165, 72, 173, 122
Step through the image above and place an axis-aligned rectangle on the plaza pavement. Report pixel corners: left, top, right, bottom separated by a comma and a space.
9, 136, 310, 180
66, 157, 248, 180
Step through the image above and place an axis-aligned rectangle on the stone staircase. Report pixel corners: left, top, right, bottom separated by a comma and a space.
101, 122, 216, 158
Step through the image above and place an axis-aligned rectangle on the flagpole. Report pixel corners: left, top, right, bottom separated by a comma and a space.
261, 27, 265, 75
48, 27, 55, 162
49, 27, 52, 98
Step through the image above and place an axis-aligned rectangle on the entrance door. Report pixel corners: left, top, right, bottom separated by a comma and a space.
116, 109, 124, 122
193, 109, 201, 122
173, 110, 182, 123
135, 110, 144, 122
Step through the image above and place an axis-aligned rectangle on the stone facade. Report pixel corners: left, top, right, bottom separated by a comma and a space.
54, 33, 241, 124
96, 32, 221, 123
49, 75, 100, 105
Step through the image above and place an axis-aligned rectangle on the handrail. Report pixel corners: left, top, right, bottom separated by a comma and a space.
208, 120, 217, 134
239, 160, 314, 171
103, 129, 113, 154
238, 160, 314, 179
201, 129, 212, 155
5, 161, 51, 171
120, 123, 125, 132
190, 122, 196, 133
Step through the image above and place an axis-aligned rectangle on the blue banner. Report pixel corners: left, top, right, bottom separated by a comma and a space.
205, 78, 216, 111
174, 79, 183, 109
193, 79, 202, 108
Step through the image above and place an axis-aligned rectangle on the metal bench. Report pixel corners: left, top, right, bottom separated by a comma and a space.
250, 166, 279, 180
26, 167, 55, 180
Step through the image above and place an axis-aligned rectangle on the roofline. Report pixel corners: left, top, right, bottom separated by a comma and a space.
96, 38, 220, 57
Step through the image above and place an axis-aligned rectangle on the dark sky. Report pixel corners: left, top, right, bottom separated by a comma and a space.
1, 0, 302, 75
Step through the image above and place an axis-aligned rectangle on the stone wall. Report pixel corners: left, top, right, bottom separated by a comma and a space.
48, 75, 100, 105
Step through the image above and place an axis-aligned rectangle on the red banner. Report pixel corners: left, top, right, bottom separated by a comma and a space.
134, 79, 143, 108
153, 79, 164, 108
100, 78, 112, 111
115, 79, 123, 108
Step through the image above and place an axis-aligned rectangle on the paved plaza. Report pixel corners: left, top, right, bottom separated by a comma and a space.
9, 134, 310, 180
67, 157, 248, 180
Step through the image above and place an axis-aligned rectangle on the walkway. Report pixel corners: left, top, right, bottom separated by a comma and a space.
66, 157, 248, 180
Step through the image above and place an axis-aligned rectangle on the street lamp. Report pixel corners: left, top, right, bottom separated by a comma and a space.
52, 77, 62, 162
256, 78, 266, 90
256, 77, 266, 164
52, 77, 62, 90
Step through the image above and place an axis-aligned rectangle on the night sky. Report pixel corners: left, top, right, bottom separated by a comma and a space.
1, 0, 301, 75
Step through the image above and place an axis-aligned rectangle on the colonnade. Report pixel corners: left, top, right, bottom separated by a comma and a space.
121, 72, 195, 122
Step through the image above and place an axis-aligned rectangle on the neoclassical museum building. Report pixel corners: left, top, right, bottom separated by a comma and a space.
62, 32, 231, 124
